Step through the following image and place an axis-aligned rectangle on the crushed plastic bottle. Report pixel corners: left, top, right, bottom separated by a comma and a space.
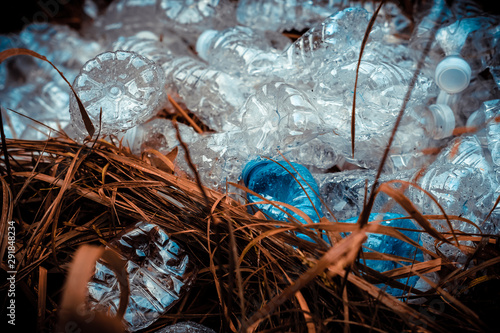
86, 0, 167, 42
87, 221, 197, 332
69, 51, 167, 140
409, 136, 497, 260
119, 118, 198, 169
19, 23, 103, 83
231, 80, 324, 150
277, 7, 373, 84
466, 100, 500, 173
242, 159, 323, 228
16, 80, 71, 140
195, 26, 284, 85
315, 168, 415, 221
343, 213, 424, 296
154, 321, 216, 333
236, 0, 337, 32
237, 0, 411, 41
162, 56, 250, 131
315, 60, 435, 137
111, 31, 192, 66
159, 0, 237, 40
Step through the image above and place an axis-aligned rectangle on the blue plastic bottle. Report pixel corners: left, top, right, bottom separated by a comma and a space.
242, 159, 323, 234
343, 213, 424, 296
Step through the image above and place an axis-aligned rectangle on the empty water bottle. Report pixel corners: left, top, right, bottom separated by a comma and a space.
195, 26, 283, 84
233, 81, 324, 151
111, 31, 191, 67
154, 321, 216, 333
242, 159, 323, 228
160, 0, 237, 40
316, 60, 434, 137
236, 0, 337, 32
162, 56, 250, 131
343, 213, 424, 296
87, 221, 197, 332
69, 51, 167, 139
86, 0, 167, 42
19, 23, 103, 83
277, 7, 373, 84
119, 118, 197, 158
315, 168, 415, 221
409, 136, 497, 259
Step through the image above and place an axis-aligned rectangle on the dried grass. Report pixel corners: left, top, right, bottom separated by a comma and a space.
1, 1, 500, 332
0, 134, 498, 332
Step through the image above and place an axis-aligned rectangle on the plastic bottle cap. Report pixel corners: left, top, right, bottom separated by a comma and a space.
242, 159, 271, 186
196, 29, 219, 61
428, 104, 455, 139
435, 56, 471, 94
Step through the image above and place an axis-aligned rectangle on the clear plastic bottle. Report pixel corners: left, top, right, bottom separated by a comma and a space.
409, 0, 497, 81
232, 80, 324, 151
85, 0, 166, 42
237, 0, 411, 41
69, 51, 167, 140
19, 23, 103, 84
314, 168, 415, 221
87, 222, 197, 332
119, 118, 198, 166
162, 56, 250, 131
159, 0, 237, 40
315, 60, 434, 138
154, 321, 216, 333
16, 80, 71, 140
409, 136, 497, 259
242, 158, 323, 227
195, 26, 283, 84
277, 7, 372, 83
236, 0, 338, 32
111, 31, 191, 66
342, 213, 424, 296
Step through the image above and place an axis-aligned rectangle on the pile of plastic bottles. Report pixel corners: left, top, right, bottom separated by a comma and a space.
2, 0, 500, 329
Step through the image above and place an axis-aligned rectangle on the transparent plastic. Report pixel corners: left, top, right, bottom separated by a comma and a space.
242, 159, 323, 226
69, 51, 166, 139
232, 81, 324, 152
414, 103, 455, 140
316, 60, 434, 138
236, 0, 336, 32
159, 0, 237, 41
154, 321, 216, 333
19, 23, 103, 83
409, 136, 497, 259
87, 222, 197, 332
112, 35, 175, 68
162, 56, 249, 131
195, 26, 282, 82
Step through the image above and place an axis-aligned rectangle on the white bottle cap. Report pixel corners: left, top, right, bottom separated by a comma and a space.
435, 55, 471, 94
428, 104, 455, 139
196, 29, 219, 61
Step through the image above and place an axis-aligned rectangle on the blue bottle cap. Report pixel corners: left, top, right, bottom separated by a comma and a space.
242, 159, 272, 186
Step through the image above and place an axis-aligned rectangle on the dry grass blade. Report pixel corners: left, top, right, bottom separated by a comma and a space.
377, 183, 451, 245
242, 229, 367, 332
57, 245, 128, 333
0, 48, 94, 137
37, 267, 47, 332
